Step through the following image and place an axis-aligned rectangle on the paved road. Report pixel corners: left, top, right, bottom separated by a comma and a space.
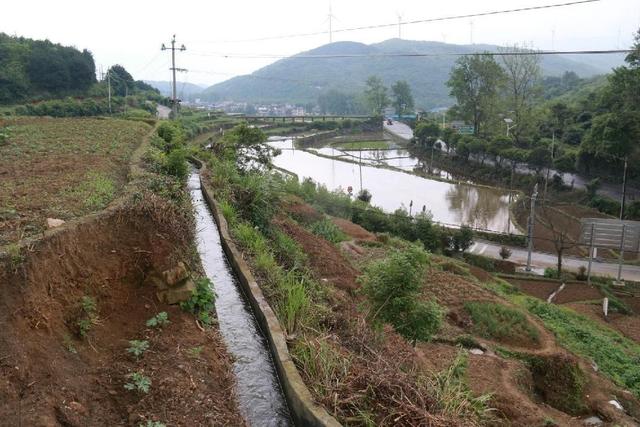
384, 120, 413, 140
470, 239, 640, 282
156, 105, 171, 119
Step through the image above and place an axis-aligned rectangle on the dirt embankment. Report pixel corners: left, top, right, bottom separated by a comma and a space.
0, 201, 243, 426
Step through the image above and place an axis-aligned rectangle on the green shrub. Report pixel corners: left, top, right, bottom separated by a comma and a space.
464, 301, 539, 344
360, 245, 444, 343
124, 371, 151, 394
309, 218, 347, 243
180, 278, 216, 325
163, 149, 188, 180
463, 253, 496, 272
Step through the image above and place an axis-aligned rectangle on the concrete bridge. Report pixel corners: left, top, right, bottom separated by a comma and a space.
242, 115, 373, 123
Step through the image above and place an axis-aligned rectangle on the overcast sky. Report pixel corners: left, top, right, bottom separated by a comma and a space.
2, 0, 638, 87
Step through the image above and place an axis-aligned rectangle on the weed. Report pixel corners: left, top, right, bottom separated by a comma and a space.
146, 312, 170, 328
139, 421, 166, 427
76, 296, 98, 338
180, 278, 216, 325
464, 301, 539, 344
309, 218, 347, 243
5, 243, 23, 267
186, 346, 203, 358
63, 334, 77, 354
127, 340, 150, 360
124, 371, 151, 394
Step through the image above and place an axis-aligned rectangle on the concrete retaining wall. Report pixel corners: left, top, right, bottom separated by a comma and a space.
197, 169, 341, 427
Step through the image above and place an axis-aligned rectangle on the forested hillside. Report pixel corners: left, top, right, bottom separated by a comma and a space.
0, 33, 96, 103
200, 39, 624, 109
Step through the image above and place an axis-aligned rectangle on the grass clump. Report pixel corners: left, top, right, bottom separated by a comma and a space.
431, 350, 494, 421
292, 337, 351, 398
309, 218, 347, 243
127, 340, 150, 360
359, 244, 444, 344
146, 312, 170, 328
180, 278, 216, 325
464, 301, 540, 345
431, 350, 491, 420
124, 371, 151, 394
279, 273, 310, 335
82, 173, 116, 210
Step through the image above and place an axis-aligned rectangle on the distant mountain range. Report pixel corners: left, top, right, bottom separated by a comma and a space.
144, 80, 205, 99
197, 39, 625, 110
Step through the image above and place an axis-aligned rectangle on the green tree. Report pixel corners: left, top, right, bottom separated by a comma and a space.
414, 121, 440, 146
447, 54, 505, 136
391, 80, 414, 116
364, 75, 389, 115
107, 64, 134, 97
500, 45, 542, 145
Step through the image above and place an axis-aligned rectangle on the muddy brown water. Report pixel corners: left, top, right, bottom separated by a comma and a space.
270, 139, 520, 234
189, 171, 292, 426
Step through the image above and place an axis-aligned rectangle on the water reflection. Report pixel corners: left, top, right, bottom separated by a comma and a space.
269, 140, 520, 234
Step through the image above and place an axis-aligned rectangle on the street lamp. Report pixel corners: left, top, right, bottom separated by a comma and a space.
504, 118, 517, 137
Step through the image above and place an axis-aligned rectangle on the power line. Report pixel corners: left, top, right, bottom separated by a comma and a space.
186, 0, 601, 45
187, 48, 631, 60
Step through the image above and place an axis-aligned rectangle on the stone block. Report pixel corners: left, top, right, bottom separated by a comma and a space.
162, 262, 189, 287
157, 279, 196, 305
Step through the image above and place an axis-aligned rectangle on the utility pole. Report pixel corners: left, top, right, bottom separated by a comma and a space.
526, 183, 539, 272
620, 155, 628, 220
397, 14, 403, 39
543, 130, 555, 201
107, 71, 112, 114
161, 35, 186, 118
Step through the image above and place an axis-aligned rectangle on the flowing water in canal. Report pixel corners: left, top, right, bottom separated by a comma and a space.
188, 171, 291, 426
270, 139, 520, 234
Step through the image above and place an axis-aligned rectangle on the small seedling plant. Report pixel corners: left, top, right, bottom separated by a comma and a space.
76, 296, 98, 338
146, 312, 170, 328
127, 340, 149, 360
125, 371, 151, 394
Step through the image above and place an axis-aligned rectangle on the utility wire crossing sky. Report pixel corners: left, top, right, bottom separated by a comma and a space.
1, 0, 638, 85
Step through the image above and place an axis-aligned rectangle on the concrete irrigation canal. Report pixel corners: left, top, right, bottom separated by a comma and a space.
188, 171, 292, 427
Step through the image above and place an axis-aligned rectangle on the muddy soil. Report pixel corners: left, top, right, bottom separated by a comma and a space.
0, 204, 243, 426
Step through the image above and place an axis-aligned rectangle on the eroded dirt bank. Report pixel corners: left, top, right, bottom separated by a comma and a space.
0, 197, 243, 426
